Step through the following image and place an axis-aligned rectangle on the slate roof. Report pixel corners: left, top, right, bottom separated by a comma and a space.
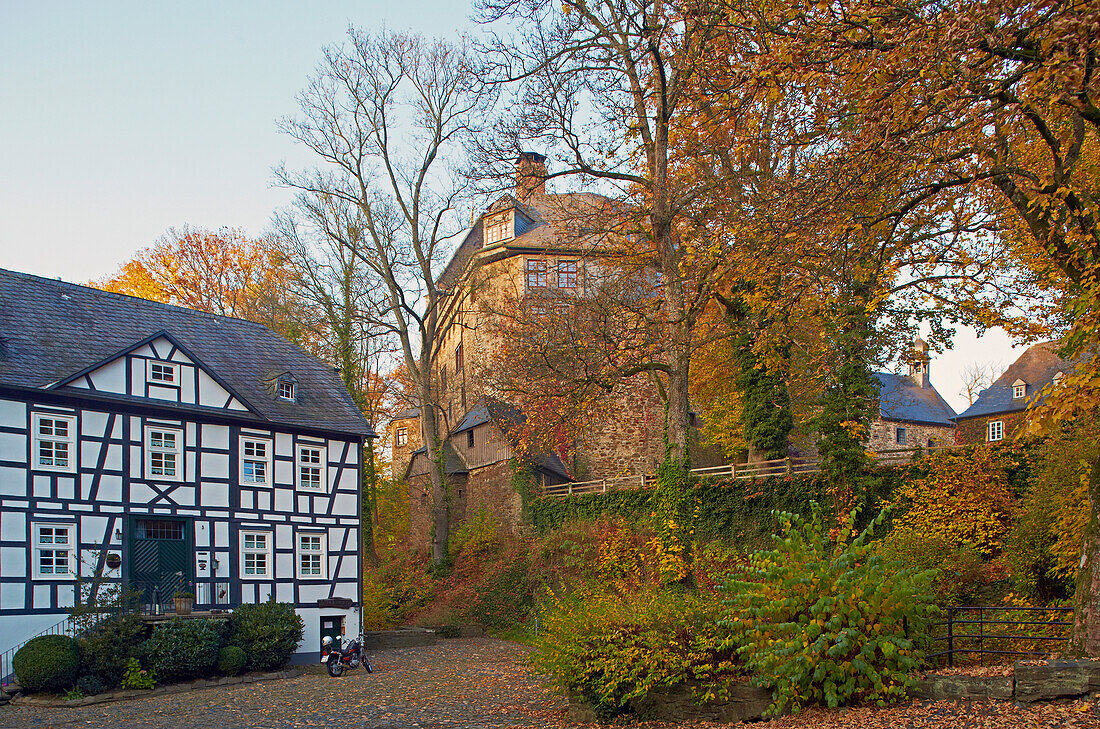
408, 442, 469, 476
452, 398, 523, 434
874, 372, 957, 426
0, 268, 374, 437
956, 341, 1072, 420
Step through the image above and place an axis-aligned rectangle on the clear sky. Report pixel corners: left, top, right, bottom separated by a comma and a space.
0, 1, 1032, 412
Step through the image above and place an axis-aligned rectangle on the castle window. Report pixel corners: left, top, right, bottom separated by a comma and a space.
988, 420, 1004, 442
32, 413, 76, 473
147, 360, 179, 385
455, 344, 463, 372
895, 427, 907, 446
558, 260, 577, 288
145, 427, 183, 481
467, 430, 475, 449
240, 531, 272, 578
297, 444, 327, 491
240, 438, 272, 485
1012, 383, 1026, 399
33, 523, 75, 580
526, 259, 547, 288
485, 213, 511, 245
296, 531, 327, 579
396, 427, 408, 447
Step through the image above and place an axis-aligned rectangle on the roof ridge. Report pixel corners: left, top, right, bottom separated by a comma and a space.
0, 267, 275, 331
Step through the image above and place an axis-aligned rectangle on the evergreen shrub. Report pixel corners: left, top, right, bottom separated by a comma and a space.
77, 612, 146, 687
217, 645, 247, 676
12, 635, 80, 693
723, 505, 937, 715
139, 617, 223, 682
75, 675, 105, 696
227, 600, 304, 671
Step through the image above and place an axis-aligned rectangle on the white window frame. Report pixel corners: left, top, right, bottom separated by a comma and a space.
296, 531, 328, 580
395, 427, 408, 447
31, 413, 77, 473
895, 426, 907, 446
484, 212, 511, 245
1012, 384, 1026, 399
296, 443, 327, 492
988, 420, 1004, 442
144, 426, 183, 481
240, 437, 272, 486
146, 360, 179, 385
277, 381, 296, 401
32, 522, 76, 580
240, 530, 272, 579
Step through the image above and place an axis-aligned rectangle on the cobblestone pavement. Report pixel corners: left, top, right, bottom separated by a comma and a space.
0, 638, 571, 729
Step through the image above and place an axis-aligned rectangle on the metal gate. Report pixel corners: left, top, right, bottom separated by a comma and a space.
128, 517, 191, 611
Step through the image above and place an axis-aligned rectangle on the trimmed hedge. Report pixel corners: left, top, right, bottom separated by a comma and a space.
77, 612, 147, 687
13, 635, 80, 693
217, 645, 247, 676
139, 618, 223, 682
227, 600, 303, 671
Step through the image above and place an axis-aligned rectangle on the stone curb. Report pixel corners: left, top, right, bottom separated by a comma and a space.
10, 667, 305, 707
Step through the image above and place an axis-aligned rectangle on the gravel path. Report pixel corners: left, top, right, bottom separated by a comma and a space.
0, 638, 1097, 729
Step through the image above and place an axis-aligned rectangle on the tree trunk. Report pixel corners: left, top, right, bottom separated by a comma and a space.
1070, 456, 1100, 657
419, 382, 449, 566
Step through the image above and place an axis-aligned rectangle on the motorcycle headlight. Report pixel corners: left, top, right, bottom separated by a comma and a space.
322, 636, 334, 646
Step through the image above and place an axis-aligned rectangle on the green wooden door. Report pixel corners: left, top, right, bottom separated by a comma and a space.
129, 518, 191, 609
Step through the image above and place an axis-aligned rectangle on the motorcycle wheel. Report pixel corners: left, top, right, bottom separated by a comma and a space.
363, 657, 372, 674
327, 656, 344, 677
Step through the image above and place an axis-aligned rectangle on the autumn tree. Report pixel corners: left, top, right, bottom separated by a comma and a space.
94, 225, 308, 344
277, 28, 489, 567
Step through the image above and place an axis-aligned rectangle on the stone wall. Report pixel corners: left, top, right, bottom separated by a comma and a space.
407, 472, 467, 553
464, 459, 524, 535
868, 419, 956, 451
390, 415, 423, 480
956, 410, 1029, 445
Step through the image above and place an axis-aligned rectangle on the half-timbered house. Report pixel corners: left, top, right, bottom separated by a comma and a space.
0, 269, 374, 665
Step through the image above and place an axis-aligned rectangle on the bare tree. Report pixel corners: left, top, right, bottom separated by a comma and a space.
958, 361, 1005, 406
277, 28, 490, 566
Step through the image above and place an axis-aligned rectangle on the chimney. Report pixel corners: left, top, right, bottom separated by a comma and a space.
908, 337, 930, 388
515, 152, 547, 200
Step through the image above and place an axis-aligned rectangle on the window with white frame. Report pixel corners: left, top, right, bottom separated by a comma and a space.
31, 414, 76, 473
146, 360, 179, 385
145, 427, 183, 480
240, 438, 271, 485
33, 523, 74, 579
240, 531, 272, 578
296, 532, 327, 579
988, 420, 1004, 442
297, 444, 326, 491
277, 381, 296, 401
1012, 383, 1026, 399
895, 427, 907, 446
484, 213, 511, 245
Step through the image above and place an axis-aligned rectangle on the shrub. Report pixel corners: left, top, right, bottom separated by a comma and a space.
12, 635, 80, 693
449, 506, 501, 560
723, 505, 937, 716
138, 618, 222, 682
531, 586, 741, 721
75, 675, 105, 696
227, 600, 303, 671
120, 658, 155, 690
76, 612, 146, 687
217, 646, 247, 676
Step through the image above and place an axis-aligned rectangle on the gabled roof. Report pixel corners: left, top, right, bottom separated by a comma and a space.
957, 341, 1072, 420
407, 441, 468, 477
452, 397, 523, 434
874, 372, 956, 426
0, 269, 374, 437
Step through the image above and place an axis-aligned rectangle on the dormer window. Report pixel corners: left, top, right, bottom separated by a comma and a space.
278, 381, 296, 401
147, 360, 178, 385
485, 212, 512, 245
1012, 380, 1027, 399
273, 373, 298, 402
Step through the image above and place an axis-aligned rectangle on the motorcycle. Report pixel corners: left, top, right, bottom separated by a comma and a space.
321, 633, 372, 677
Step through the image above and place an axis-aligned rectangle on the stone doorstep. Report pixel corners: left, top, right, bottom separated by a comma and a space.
910, 674, 1015, 701
9, 667, 305, 707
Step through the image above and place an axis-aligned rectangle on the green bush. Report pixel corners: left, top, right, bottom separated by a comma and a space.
138, 618, 222, 682
12, 635, 80, 693
120, 658, 155, 690
217, 646, 247, 676
723, 505, 937, 716
75, 675, 105, 696
227, 600, 303, 671
531, 586, 742, 721
77, 612, 146, 687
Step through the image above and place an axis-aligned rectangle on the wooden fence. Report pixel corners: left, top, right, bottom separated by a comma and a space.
542, 445, 954, 497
